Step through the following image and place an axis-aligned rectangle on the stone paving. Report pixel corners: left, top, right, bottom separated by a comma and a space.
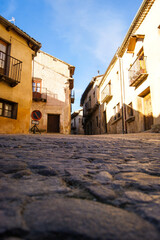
0, 133, 160, 240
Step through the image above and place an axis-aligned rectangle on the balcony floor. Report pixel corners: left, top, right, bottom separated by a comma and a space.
0, 74, 19, 87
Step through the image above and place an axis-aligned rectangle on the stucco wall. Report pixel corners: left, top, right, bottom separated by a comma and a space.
31, 51, 72, 134
0, 24, 34, 134
99, 0, 160, 134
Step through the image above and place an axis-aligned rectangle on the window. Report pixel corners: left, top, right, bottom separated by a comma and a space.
0, 39, 8, 75
32, 78, 42, 92
117, 103, 121, 118
113, 106, 116, 120
93, 91, 95, 98
127, 102, 134, 117
0, 99, 18, 119
113, 102, 121, 121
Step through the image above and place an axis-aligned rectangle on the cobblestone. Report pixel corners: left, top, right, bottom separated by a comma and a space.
0, 133, 160, 239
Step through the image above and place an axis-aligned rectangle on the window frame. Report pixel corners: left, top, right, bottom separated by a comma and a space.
127, 102, 134, 117
0, 39, 10, 76
32, 78, 42, 93
0, 99, 18, 119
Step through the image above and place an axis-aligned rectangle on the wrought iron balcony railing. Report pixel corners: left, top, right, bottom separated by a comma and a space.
32, 87, 47, 102
101, 83, 112, 103
0, 50, 22, 87
128, 56, 148, 87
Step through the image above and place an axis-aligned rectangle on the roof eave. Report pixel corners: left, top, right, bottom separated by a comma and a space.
0, 15, 41, 52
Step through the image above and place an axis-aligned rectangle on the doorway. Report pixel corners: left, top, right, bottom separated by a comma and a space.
103, 111, 107, 133
144, 93, 153, 130
47, 114, 60, 133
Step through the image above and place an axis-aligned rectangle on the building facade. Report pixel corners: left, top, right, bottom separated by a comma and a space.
81, 75, 103, 135
0, 16, 41, 134
31, 50, 75, 134
99, 0, 160, 134
71, 109, 84, 135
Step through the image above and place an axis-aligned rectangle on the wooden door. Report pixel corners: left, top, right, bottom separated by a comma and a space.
47, 114, 60, 133
144, 93, 153, 130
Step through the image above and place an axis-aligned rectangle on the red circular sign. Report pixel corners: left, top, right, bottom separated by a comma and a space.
31, 110, 42, 121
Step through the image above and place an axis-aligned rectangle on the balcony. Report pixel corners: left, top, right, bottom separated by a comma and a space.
0, 51, 22, 87
32, 88, 47, 102
83, 101, 91, 117
101, 83, 112, 103
129, 56, 148, 87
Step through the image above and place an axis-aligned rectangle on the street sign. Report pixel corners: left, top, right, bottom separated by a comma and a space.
31, 110, 42, 121
32, 120, 39, 125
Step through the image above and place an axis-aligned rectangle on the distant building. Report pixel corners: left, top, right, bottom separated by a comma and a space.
80, 75, 103, 135
31, 50, 75, 134
0, 16, 41, 133
71, 109, 84, 134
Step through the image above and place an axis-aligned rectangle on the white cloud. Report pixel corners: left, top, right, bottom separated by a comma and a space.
46, 0, 126, 64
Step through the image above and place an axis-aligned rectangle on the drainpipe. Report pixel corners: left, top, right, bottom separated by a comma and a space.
118, 57, 127, 134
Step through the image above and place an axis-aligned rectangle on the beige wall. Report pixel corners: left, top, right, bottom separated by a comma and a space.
31, 51, 73, 134
0, 24, 35, 134
99, 0, 160, 134
123, 0, 160, 131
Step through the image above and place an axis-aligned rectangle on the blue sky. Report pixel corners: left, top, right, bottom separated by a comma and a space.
1, 0, 142, 112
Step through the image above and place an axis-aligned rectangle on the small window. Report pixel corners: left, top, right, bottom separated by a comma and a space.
113, 102, 121, 120
117, 103, 120, 113
32, 78, 42, 93
113, 106, 116, 115
93, 91, 95, 98
117, 103, 121, 118
0, 99, 18, 119
113, 106, 116, 120
127, 102, 134, 117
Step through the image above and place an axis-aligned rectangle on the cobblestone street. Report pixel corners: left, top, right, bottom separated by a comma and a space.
0, 133, 160, 240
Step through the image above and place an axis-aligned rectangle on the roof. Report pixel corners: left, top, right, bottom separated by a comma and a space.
80, 74, 103, 106
0, 15, 41, 52
71, 109, 83, 119
117, 0, 155, 58
99, 0, 155, 87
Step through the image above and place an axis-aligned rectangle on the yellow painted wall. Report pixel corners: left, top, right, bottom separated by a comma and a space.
0, 24, 35, 133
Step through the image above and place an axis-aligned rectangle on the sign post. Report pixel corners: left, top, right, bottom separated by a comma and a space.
31, 110, 42, 134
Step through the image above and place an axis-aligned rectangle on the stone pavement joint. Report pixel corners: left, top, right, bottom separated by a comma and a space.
0, 133, 160, 240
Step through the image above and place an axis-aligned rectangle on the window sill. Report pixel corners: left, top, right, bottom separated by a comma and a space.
126, 116, 135, 123
112, 116, 122, 125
